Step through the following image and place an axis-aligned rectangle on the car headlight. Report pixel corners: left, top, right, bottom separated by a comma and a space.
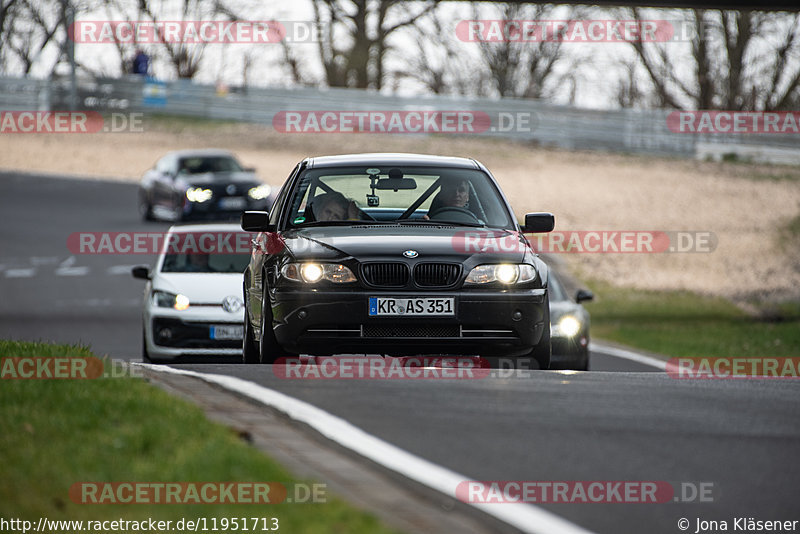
248, 184, 272, 200
281, 263, 357, 283
464, 264, 536, 285
553, 315, 581, 337
152, 290, 190, 310
186, 187, 213, 203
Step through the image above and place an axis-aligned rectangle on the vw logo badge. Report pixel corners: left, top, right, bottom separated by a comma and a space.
403, 250, 419, 258
222, 296, 243, 313
226, 184, 237, 195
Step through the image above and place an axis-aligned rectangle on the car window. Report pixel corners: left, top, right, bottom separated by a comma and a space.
287, 166, 514, 229
549, 275, 568, 302
177, 156, 243, 175
161, 253, 250, 273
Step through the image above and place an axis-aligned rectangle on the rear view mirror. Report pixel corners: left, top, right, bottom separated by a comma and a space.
241, 210, 274, 232
576, 289, 594, 303
374, 178, 417, 190
522, 212, 555, 233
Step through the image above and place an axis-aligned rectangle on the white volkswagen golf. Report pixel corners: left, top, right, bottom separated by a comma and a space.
132, 223, 250, 362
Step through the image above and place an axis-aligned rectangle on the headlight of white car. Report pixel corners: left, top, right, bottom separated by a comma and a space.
247, 184, 272, 200
152, 290, 190, 310
464, 264, 536, 285
281, 263, 357, 283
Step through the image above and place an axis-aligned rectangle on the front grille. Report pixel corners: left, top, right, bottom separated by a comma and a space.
362, 263, 409, 287
362, 325, 460, 338
151, 318, 241, 348
414, 263, 460, 287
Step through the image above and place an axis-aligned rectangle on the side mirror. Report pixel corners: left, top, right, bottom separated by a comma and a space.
243, 166, 256, 173
131, 266, 150, 280
241, 210, 274, 232
522, 212, 555, 233
575, 289, 594, 303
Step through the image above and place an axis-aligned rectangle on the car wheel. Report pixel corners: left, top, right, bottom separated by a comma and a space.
259, 285, 294, 364
242, 301, 260, 364
142, 330, 155, 363
139, 191, 155, 221
527, 293, 551, 370
575, 348, 589, 371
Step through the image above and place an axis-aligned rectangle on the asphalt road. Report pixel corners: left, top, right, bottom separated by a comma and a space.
2, 172, 799, 534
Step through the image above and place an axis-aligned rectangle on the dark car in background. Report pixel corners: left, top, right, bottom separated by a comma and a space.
138, 149, 277, 222
549, 273, 593, 371
240, 153, 556, 369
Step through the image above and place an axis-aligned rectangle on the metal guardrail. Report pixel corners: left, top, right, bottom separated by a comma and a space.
1, 75, 797, 160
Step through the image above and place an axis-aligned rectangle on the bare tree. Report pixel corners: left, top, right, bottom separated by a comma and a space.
281, 0, 436, 90
133, 0, 223, 79
394, 7, 477, 96
469, 3, 584, 101
625, 8, 800, 111
3, 0, 67, 75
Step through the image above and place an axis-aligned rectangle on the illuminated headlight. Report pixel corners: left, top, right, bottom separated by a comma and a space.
553, 316, 581, 338
281, 263, 357, 284
186, 187, 213, 203
152, 290, 190, 310
465, 264, 536, 285
248, 184, 272, 200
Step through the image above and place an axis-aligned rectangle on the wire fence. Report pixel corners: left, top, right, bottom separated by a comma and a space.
2, 75, 798, 163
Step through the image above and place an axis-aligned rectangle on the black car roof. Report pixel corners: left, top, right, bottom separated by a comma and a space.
305, 153, 481, 170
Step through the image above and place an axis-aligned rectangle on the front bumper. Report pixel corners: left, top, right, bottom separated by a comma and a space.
144, 308, 244, 360
270, 288, 547, 357
183, 198, 270, 220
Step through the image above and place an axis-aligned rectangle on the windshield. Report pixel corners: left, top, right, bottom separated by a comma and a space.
549, 275, 568, 302
177, 156, 243, 175
161, 253, 250, 273
287, 166, 514, 229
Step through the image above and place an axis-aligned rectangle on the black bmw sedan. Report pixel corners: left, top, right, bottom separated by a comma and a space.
240, 153, 555, 368
138, 149, 277, 222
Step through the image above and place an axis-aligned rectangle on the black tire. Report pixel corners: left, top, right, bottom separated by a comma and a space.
242, 296, 260, 364
142, 330, 154, 363
139, 191, 155, 221
259, 284, 295, 364
530, 294, 551, 370
574, 348, 589, 371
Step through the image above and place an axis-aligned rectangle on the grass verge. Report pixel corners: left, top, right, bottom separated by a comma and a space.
584, 280, 800, 359
0, 340, 396, 534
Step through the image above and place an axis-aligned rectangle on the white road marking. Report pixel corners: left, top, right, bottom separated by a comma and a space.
55, 256, 90, 276
4, 268, 35, 278
136, 363, 593, 534
107, 265, 141, 275
589, 342, 667, 370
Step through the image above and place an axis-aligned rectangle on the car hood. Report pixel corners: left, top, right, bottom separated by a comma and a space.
281, 226, 527, 263
152, 272, 243, 303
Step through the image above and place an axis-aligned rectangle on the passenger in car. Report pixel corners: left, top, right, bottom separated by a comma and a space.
312, 192, 361, 221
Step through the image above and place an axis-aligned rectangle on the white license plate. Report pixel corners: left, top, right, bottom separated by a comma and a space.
218, 197, 246, 210
369, 297, 455, 316
210, 324, 243, 340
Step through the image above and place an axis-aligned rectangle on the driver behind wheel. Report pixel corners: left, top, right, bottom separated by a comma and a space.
424, 178, 470, 219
